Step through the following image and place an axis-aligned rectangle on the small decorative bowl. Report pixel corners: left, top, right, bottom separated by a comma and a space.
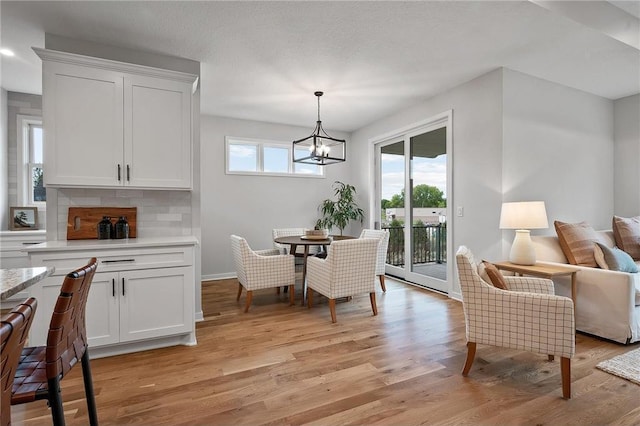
304, 229, 329, 240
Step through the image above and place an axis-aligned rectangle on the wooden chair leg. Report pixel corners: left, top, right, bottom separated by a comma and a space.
548, 355, 554, 361
48, 377, 66, 426
276, 287, 281, 295
462, 342, 476, 376
81, 349, 99, 426
370, 292, 378, 316
288, 285, 295, 306
561, 357, 571, 399
236, 283, 243, 301
307, 288, 313, 308
329, 299, 337, 323
379, 275, 386, 292
244, 291, 253, 313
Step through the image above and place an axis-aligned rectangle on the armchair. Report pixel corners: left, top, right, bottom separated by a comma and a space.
359, 229, 390, 292
455, 246, 575, 399
230, 235, 296, 312
306, 238, 378, 323
272, 228, 320, 256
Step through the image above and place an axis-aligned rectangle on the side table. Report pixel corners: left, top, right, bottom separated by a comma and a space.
493, 261, 579, 316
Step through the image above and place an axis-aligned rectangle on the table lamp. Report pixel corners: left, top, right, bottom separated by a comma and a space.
499, 201, 548, 265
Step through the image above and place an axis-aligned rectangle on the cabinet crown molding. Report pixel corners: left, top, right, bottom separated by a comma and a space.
33, 47, 199, 88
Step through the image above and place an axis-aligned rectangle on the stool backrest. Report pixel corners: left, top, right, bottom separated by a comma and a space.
46, 258, 97, 380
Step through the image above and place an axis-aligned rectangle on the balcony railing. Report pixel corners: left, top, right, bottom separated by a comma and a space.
382, 223, 446, 266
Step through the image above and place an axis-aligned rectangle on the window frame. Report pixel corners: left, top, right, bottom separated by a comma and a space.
225, 136, 325, 178
16, 115, 46, 208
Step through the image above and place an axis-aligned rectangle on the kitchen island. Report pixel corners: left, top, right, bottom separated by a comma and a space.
24, 236, 198, 358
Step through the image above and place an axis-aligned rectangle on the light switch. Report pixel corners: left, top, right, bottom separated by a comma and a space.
457, 206, 464, 217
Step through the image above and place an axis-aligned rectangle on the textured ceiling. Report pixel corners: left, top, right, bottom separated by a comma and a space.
1, 1, 639, 132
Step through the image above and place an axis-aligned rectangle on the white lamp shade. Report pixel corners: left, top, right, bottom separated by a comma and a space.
499, 201, 548, 230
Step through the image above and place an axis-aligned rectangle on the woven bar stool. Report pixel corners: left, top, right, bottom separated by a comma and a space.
1, 298, 38, 426
11, 258, 98, 426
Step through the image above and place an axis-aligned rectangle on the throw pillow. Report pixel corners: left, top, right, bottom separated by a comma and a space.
481, 261, 508, 290
593, 242, 639, 273
554, 220, 601, 267
612, 216, 640, 261
477, 261, 491, 285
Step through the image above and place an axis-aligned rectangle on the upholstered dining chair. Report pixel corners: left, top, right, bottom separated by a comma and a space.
12, 258, 99, 425
231, 235, 296, 311
455, 246, 575, 399
306, 238, 378, 323
1, 298, 37, 426
359, 229, 390, 292
272, 228, 321, 256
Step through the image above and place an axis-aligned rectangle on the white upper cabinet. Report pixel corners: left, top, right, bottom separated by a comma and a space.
125, 75, 192, 188
35, 48, 197, 190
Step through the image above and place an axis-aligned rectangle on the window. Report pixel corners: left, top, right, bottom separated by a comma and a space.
17, 115, 46, 206
226, 137, 323, 177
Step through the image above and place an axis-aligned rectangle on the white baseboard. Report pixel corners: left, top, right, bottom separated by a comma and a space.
201, 272, 236, 281
449, 291, 462, 302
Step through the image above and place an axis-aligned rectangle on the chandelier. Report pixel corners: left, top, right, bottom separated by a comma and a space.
292, 91, 346, 165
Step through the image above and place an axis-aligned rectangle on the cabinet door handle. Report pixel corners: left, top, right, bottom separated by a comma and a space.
102, 259, 135, 264
117, 164, 122, 181
112, 278, 115, 297
122, 277, 125, 296
126, 165, 130, 182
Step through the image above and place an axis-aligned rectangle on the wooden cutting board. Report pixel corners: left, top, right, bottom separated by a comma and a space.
67, 207, 137, 240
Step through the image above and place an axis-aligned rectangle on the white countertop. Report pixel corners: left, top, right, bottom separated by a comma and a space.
22, 236, 198, 253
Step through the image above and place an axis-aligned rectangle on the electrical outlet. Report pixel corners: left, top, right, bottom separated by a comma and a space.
457, 206, 464, 217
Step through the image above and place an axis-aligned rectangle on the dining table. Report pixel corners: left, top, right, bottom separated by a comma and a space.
1, 266, 55, 301
273, 235, 353, 305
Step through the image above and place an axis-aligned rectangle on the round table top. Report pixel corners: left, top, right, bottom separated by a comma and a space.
274, 235, 332, 245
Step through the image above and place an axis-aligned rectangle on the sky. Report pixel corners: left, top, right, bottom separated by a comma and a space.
381, 153, 447, 201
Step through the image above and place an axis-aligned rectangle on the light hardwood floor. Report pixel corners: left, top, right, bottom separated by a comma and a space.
11, 277, 640, 425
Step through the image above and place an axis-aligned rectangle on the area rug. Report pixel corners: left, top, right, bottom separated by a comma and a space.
596, 347, 640, 385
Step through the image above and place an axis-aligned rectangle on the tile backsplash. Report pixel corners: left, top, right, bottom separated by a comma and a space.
56, 188, 192, 240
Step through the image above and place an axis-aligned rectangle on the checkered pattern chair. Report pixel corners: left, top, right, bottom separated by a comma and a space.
359, 229, 390, 292
231, 235, 296, 312
455, 246, 575, 399
272, 228, 321, 256
306, 238, 378, 323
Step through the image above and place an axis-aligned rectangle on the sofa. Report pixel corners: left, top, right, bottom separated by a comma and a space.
532, 230, 640, 344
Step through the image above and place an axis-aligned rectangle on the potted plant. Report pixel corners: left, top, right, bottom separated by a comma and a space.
316, 181, 365, 236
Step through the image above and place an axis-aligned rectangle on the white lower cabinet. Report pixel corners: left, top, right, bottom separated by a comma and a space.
86, 272, 120, 346
26, 238, 197, 356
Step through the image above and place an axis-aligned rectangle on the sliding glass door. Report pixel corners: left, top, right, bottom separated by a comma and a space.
375, 123, 449, 293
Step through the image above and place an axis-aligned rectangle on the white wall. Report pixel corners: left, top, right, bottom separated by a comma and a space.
0, 89, 7, 231
502, 68, 614, 236
200, 116, 352, 279
350, 69, 504, 297
613, 94, 640, 217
